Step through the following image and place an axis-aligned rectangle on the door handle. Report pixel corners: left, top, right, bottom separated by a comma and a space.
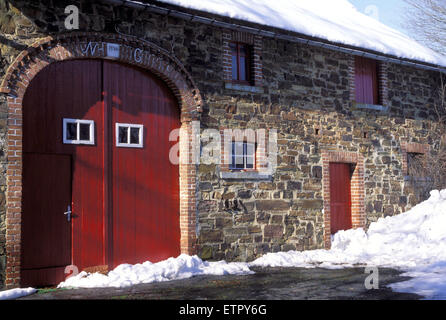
64, 205, 72, 222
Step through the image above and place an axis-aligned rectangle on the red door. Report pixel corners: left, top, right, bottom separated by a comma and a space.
21, 154, 72, 286
22, 59, 104, 284
22, 59, 180, 286
104, 61, 181, 266
329, 163, 352, 234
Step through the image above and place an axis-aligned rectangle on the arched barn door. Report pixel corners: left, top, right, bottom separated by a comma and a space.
21, 59, 180, 286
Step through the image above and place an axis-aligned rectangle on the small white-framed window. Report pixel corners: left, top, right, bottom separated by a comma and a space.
63, 118, 95, 145
116, 123, 144, 148
230, 141, 255, 170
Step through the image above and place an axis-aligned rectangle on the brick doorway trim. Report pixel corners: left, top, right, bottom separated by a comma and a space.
322, 150, 366, 248
0, 32, 203, 288
400, 141, 430, 175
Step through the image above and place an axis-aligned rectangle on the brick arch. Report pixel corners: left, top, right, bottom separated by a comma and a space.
0, 33, 201, 288
0, 32, 203, 121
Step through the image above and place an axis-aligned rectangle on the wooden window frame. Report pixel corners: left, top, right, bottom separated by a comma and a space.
115, 123, 144, 148
230, 42, 252, 85
63, 118, 95, 145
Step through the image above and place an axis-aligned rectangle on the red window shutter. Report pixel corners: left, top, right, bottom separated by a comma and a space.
355, 57, 379, 105
355, 56, 365, 103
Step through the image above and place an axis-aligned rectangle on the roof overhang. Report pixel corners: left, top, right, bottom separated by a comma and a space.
101, 0, 446, 74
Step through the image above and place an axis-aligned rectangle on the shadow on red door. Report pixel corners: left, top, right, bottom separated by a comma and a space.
21, 59, 181, 287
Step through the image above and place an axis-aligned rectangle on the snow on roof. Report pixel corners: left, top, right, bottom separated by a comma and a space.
158, 0, 446, 68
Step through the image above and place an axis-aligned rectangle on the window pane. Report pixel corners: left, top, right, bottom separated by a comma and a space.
235, 155, 244, 169
246, 143, 255, 156
239, 56, 246, 81
118, 126, 128, 144
230, 43, 238, 80
66, 122, 77, 141
130, 127, 140, 144
235, 155, 244, 165
239, 44, 246, 56
232, 55, 238, 80
246, 156, 254, 169
230, 43, 237, 54
234, 142, 244, 156
79, 123, 90, 141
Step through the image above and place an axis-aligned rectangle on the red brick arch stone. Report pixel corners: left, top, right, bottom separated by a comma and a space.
0, 32, 202, 288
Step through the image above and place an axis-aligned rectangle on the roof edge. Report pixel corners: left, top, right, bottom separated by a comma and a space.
101, 0, 446, 73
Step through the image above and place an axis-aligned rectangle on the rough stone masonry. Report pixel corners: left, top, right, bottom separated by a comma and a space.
0, 0, 444, 288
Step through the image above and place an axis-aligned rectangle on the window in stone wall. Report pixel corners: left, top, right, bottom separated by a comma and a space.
407, 151, 432, 202
230, 140, 256, 170
355, 56, 380, 105
407, 152, 425, 178
230, 42, 252, 84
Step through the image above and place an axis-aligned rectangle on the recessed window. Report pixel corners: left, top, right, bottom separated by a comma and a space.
116, 123, 143, 148
230, 42, 252, 84
63, 118, 95, 145
355, 56, 380, 105
407, 152, 424, 178
230, 141, 255, 170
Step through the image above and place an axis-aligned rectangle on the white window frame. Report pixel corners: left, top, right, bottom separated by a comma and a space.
115, 123, 144, 148
63, 118, 95, 145
230, 141, 255, 170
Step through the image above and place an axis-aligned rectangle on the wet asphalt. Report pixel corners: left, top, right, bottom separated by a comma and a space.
19, 266, 421, 300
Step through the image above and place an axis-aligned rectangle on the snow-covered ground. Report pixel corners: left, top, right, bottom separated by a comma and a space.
56, 189, 446, 299
159, 0, 446, 67
0, 288, 37, 300
2, 189, 445, 299
58, 255, 252, 289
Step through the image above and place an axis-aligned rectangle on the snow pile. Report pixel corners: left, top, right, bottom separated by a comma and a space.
390, 261, 446, 299
57, 189, 446, 298
0, 287, 37, 300
250, 189, 446, 299
159, 0, 446, 67
58, 254, 252, 288
252, 189, 446, 270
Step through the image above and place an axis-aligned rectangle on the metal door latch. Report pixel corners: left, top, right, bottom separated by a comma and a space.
64, 205, 72, 222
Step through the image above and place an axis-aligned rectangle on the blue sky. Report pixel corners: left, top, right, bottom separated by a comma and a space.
349, 0, 410, 35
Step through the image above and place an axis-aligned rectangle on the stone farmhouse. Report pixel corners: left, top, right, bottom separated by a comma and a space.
0, 0, 445, 288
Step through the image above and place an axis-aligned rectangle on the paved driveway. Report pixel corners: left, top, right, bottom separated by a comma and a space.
20, 267, 420, 300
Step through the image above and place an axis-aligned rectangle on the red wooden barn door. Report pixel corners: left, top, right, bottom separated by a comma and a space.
104, 61, 181, 267
21, 154, 72, 286
22, 60, 105, 285
329, 163, 352, 234
22, 59, 181, 286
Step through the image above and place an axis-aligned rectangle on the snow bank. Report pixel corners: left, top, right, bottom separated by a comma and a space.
390, 261, 446, 299
58, 254, 252, 288
252, 190, 446, 270
250, 189, 446, 299
0, 288, 37, 300
57, 189, 446, 299
159, 0, 446, 67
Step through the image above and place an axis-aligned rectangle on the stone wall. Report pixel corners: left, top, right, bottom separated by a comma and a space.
0, 0, 443, 286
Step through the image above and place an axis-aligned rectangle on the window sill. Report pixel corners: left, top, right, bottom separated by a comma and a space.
404, 175, 432, 182
225, 82, 264, 93
354, 103, 389, 112
219, 170, 272, 180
